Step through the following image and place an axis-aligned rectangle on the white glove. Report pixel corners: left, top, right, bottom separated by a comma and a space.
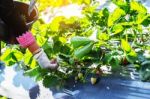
33, 48, 58, 70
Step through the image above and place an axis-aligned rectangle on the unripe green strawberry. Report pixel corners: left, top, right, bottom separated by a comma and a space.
75, 76, 78, 81
78, 73, 83, 79
91, 77, 97, 85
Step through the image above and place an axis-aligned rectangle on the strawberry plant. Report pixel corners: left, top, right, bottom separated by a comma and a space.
0, 0, 150, 88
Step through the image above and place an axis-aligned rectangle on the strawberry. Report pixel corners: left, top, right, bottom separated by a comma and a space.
78, 73, 83, 79
50, 59, 57, 64
91, 77, 97, 85
75, 76, 78, 81
122, 57, 128, 65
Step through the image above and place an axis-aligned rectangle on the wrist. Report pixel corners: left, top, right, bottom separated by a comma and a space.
33, 49, 58, 69
28, 41, 40, 54
32, 48, 42, 55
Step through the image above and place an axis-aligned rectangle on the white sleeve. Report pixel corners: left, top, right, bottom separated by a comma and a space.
33, 48, 58, 69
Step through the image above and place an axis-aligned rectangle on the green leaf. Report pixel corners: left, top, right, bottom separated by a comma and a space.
49, 16, 65, 32
0, 48, 18, 66
71, 36, 93, 48
36, 35, 46, 46
42, 40, 53, 51
30, 58, 37, 69
98, 8, 109, 26
97, 32, 109, 41
59, 37, 67, 43
112, 0, 127, 7
42, 40, 54, 58
83, 0, 91, 5
23, 49, 36, 68
139, 61, 150, 81
8, 60, 16, 66
43, 75, 60, 87
142, 16, 150, 26
130, 1, 147, 14
103, 53, 112, 64
128, 50, 137, 57
99, 8, 109, 18
108, 8, 126, 27
35, 73, 43, 81
11, 52, 18, 62
13, 50, 23, 61
121, 39, 131, 52
137, 14, 150, 24
24, 49, 31, 60
112, 24, 124, 34
103, 52, 121, 70
1, 48, 12, 61
24, 67, 40, 77
125, 49, 137, 63
109, 57, 120, 70
120, 22, 135, 26
0, 96, 7, 99
0, 41, 6, 49
74, 43, 94, 59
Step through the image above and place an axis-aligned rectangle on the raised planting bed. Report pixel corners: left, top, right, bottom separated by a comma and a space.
0, 63, 150, 99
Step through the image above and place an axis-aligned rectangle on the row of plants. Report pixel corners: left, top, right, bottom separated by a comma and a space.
0, 0, 150, 88
0, 96, 7, 99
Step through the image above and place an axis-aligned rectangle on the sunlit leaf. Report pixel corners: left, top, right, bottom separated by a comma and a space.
97, 32, 109, 41
130, 1, 147, 14
24, 66, 40, 77
74, 42, 94, 59
49, 16, 65, 32
121, 39, 131, 52
1, 48, 12, 61
36, 35, 47, 46
30, 58, 37, 69
59, 37, 67, 43
83, 0, 91, 5
126, 50, 137, 63
71, 36, 93, 48
128, 50, 137, 57
112, 24, 124, 34
0, 47, 24, 66
108, 8, 126, 27
13, 50, 23, 61
23, 49, 37, 68
136, 14, 150, 24
112, 0, 127, 7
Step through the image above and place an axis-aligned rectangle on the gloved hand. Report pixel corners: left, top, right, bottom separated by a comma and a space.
16, 31, 59, 70
33, 48, 59, 70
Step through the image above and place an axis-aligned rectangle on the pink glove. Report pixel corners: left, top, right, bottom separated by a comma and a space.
16, 31, 35, 48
